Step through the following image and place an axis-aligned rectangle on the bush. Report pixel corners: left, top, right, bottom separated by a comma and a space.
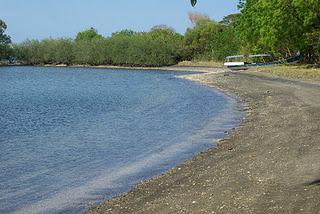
13, 27, 185, 67
185, 19, 239, 61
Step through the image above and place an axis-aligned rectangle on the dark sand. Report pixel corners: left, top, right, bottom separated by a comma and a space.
89, 69, 320, 213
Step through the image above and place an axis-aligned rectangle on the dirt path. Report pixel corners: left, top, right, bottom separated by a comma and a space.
89, 70, 320, 214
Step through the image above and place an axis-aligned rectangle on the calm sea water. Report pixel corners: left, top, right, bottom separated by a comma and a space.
0, 66, 243, 214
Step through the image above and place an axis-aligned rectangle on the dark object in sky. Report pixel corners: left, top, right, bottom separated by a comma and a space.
191, 0, 197, 7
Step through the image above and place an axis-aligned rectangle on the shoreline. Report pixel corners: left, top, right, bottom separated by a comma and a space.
88, 67, 320, 213
1, 63, 226, 74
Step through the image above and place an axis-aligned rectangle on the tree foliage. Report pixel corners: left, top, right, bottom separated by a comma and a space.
236, 0, 320, 62
75, 27, 103, 42
191, 0, 320, 63
219, 13, 241, 26
13, 38, 75, 65
14, 27, 185, 66
0, 19, 12, 59
185, 18, 239, 61
188, 12, 210, 26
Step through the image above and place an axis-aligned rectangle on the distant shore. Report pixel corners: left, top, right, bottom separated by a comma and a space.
88, 67, 320, 213
24, 63, 227, 74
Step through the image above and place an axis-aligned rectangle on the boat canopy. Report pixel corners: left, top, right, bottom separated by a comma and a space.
226, 54, 272, 59
225, 55, 245, 59
248, 54, 272, 58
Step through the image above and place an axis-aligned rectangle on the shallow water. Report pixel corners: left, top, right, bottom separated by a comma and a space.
0, 66, 243, 213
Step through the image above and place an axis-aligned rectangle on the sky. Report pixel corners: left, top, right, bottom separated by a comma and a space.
1, 0, 239, 43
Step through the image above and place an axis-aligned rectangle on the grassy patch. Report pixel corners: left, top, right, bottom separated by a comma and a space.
255, 65, 320, 80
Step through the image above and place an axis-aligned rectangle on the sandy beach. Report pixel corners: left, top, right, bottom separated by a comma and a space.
88, 67, 320, 213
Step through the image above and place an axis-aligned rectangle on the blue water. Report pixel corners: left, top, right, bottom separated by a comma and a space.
0, 66, 243, 214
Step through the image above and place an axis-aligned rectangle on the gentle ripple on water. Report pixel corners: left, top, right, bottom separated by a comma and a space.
0, 66, 243, 214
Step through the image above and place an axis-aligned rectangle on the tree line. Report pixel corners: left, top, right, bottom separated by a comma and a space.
12, 27, 187, 66
10, 19, 239, 67
1, 0, 320, 66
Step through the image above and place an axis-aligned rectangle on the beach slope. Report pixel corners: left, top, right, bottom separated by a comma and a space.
89, 70, 320, 213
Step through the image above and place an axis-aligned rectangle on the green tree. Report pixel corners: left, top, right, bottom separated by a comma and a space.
13, 38, 75, 65
236, 0, 320, 62
150, 24, 175, 32
53, 38, 75, 65
107, 28, 185, 66
188, 12, 210, 26
74, 28, 108, 65
185, 19, 239, 60
11, 23, 194, 66
219, 13, 241, 26
74, 37, 109, 65
0, 19, 12, 59
14, 40, 43, 64
146, 27, 185, 65
75, 27, 103, 42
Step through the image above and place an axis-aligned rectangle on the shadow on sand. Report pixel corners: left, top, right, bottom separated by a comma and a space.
306, 179, 320, 186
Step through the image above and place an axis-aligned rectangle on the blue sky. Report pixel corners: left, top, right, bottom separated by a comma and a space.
1, 0, 239, 43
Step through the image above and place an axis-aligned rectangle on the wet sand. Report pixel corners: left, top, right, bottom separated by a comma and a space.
89, 68, 320, 213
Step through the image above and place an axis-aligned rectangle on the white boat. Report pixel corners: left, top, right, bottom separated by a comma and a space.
224, 53, 300, 70
224, 55, 248, 70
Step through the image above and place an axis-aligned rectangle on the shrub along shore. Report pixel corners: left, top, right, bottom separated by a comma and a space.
10, 19, 239, 67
